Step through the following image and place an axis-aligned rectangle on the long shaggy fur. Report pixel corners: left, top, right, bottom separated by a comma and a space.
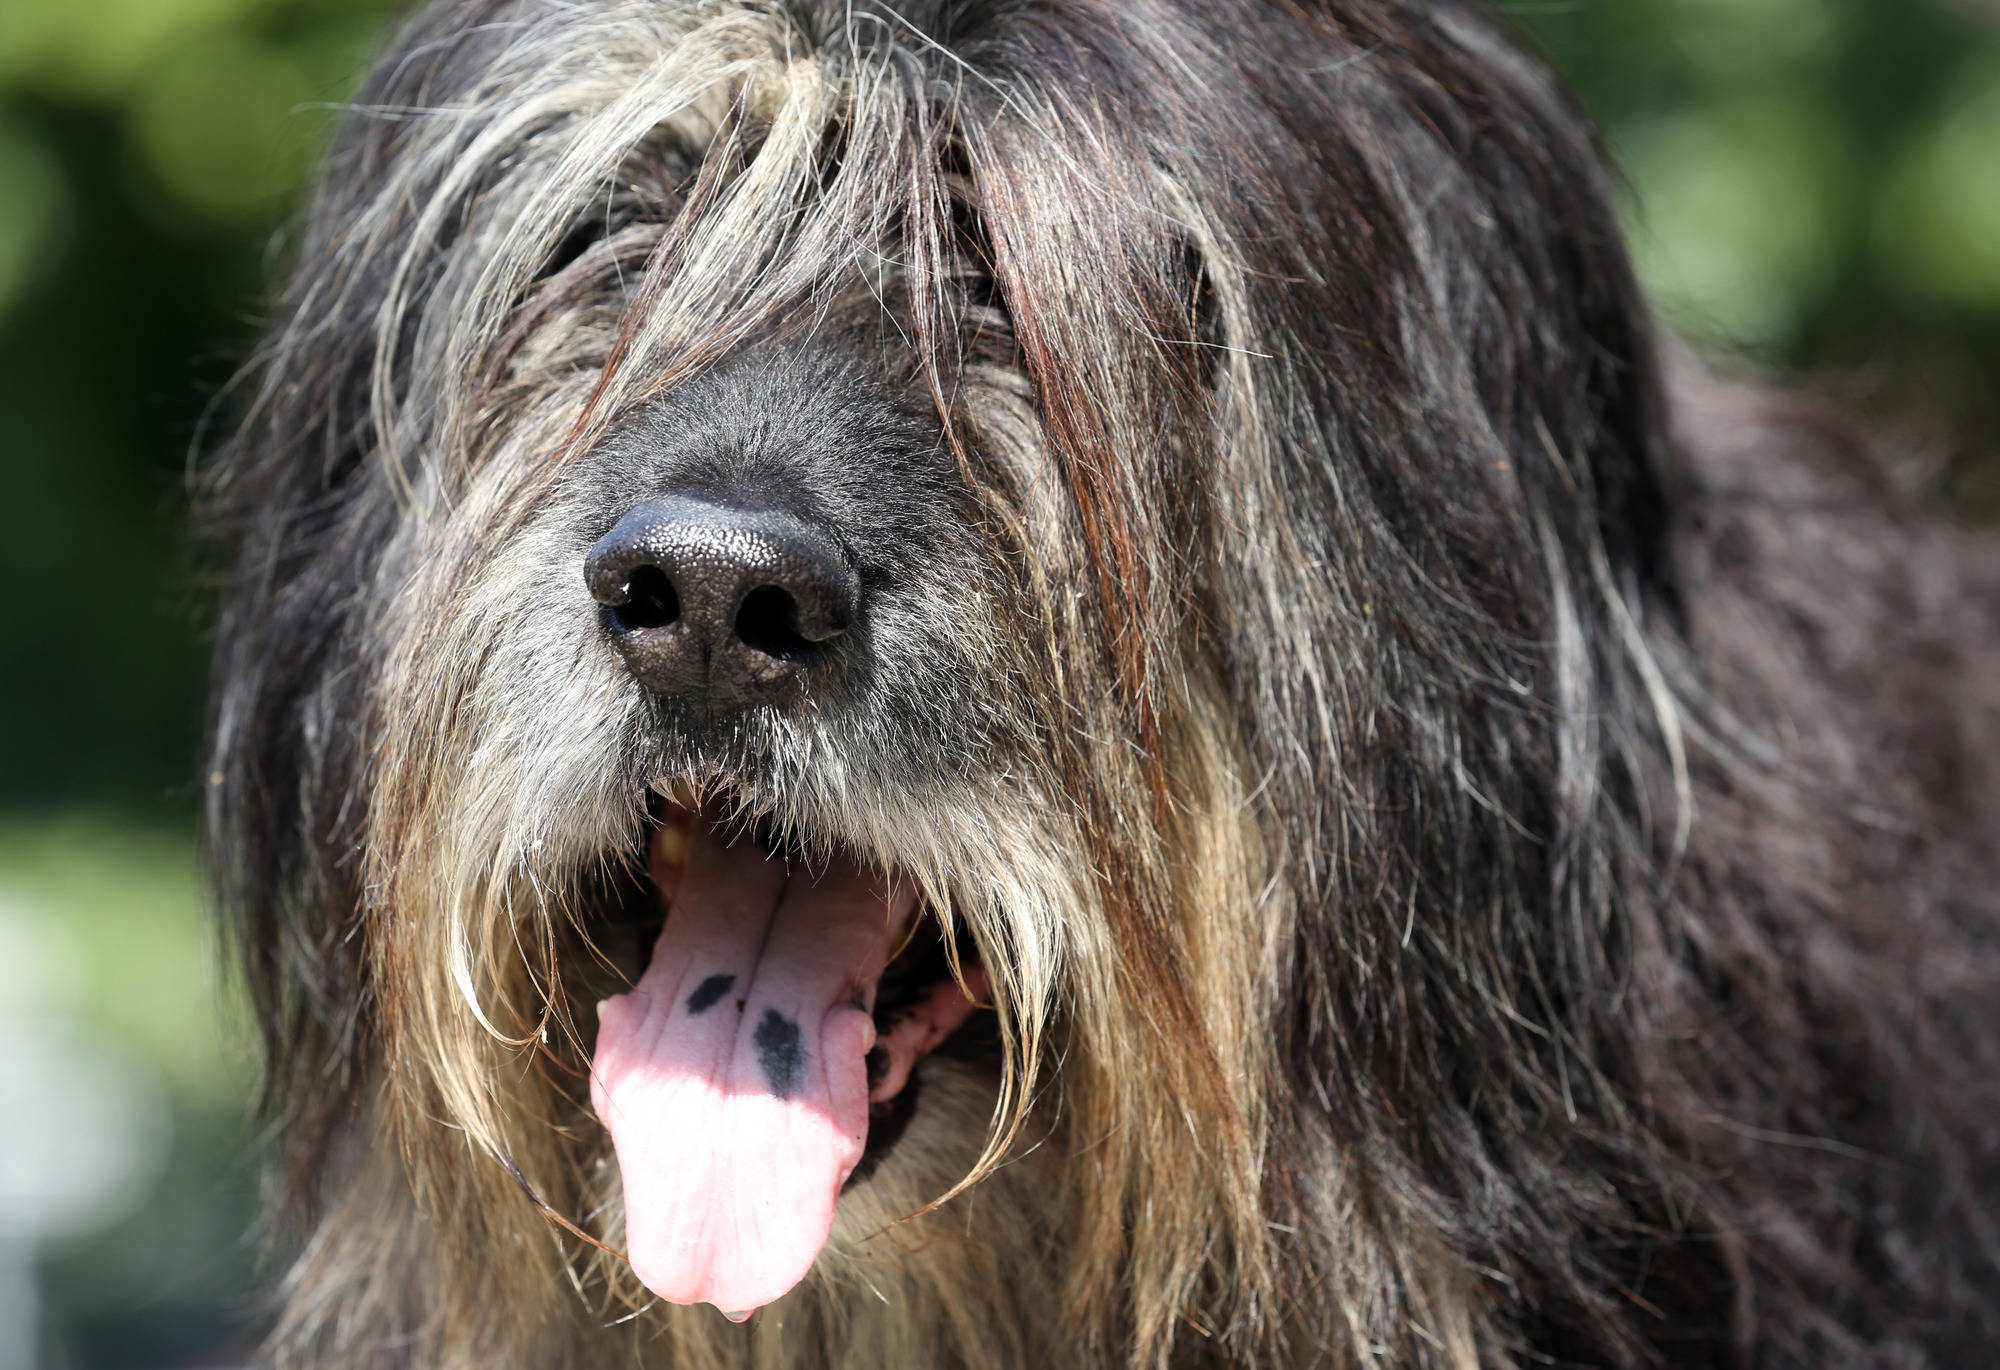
203, 2, 2000, 1367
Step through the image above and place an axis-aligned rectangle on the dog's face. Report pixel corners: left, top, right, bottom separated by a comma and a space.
207, 1, 1685, 1362
456, 339, 1048, 1313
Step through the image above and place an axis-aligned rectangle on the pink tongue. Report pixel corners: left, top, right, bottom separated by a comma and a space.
590, 815, 908, 1316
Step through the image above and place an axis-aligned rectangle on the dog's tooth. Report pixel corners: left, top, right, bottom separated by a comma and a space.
655, 819, 690, 870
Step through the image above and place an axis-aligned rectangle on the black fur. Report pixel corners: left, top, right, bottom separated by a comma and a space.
202, 2, 2000, 1365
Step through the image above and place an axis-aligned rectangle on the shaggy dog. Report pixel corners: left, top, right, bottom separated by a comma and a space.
202, 1, 2000, 1365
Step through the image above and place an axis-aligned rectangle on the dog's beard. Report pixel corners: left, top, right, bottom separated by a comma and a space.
358, 457, 1093, 1328
590, 797, 987, 1317
351, 381, 1281, 1357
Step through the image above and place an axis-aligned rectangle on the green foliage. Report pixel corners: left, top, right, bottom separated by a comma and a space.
1, 814, 259, 1367
1877, 59, 2000, 307
0, 0, 397, 810
1517, 0, 2000, 342
0, 816, 245, 1105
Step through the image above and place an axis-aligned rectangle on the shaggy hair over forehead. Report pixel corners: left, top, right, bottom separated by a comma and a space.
203, 1, 2000, 1367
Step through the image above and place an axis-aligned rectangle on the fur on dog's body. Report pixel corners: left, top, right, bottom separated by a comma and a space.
202, 1, 2000, 1366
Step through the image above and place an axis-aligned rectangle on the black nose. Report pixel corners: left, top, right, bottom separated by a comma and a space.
585, 495, 860, 710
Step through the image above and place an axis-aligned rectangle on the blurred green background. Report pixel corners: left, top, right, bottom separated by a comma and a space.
0, 0, 1995, 1365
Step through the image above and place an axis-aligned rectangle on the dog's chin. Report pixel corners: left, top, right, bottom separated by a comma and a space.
583, 786, 994, 1314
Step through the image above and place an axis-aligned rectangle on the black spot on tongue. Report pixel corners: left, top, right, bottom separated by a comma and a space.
753, 1008, 806, 1098
686, 973, 737, 1015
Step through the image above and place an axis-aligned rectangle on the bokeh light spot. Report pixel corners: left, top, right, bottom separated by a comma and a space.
1619, 94, 1850, 349
1877, 64, 2000, 308
127, 30, 315, 224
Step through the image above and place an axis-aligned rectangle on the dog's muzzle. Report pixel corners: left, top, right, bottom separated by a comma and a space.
585, 494, 860, 711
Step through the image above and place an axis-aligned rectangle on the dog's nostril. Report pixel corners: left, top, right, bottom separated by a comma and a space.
615, 564, 680, 633
734, 585, 816, 661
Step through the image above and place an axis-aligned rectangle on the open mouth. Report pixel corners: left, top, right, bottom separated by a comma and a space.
588, 798, 988, 1320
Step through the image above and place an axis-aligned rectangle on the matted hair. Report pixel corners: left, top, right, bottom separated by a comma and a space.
203, 2, 2000, 1367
